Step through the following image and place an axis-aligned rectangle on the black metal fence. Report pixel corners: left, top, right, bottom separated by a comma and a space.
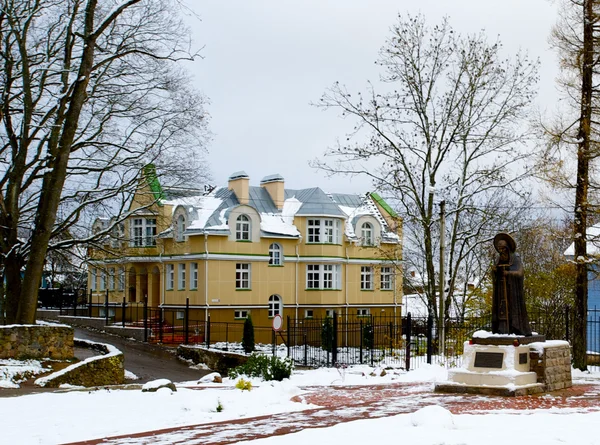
42, 292, 600, 370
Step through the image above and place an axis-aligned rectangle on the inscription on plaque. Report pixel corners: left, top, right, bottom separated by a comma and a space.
519, 353, 528, 365
474, 351, 504, 369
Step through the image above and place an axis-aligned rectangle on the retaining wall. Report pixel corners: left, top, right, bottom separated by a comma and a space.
0, 324, 73, 360
178, 345, 248, 374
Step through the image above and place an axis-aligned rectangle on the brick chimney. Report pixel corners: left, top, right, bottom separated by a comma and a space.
260, 174, 285, 210
228, 171, 250, 205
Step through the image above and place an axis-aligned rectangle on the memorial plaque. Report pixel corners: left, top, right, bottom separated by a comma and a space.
519, 353, 528, 365
474, 351, 504, 369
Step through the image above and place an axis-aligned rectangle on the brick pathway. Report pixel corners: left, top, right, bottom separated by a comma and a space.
62, 380, 600, 445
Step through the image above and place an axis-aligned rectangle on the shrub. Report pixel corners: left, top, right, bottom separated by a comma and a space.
235, 378, 253, 391
216, 399, 223, 412
321, 316, 334, 352
363, 321, 374, 349
228, 353, 293, 381
242, 315, 255, 354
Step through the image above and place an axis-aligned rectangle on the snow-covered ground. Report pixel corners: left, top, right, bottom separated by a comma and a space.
1, 360, 600, 444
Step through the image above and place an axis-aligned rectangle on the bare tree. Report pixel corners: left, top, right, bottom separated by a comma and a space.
540, 0, 600, 369
0, 0, 210, 324
314, 14, 539, 321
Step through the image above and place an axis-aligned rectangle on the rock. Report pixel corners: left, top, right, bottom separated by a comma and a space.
142, 378, 177, 392
198, 372, 222, 384
380, 369, 387, 377
213, 374, 223, 383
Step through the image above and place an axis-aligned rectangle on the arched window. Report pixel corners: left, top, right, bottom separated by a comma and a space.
269, 243, 283, 265
236, 214, 251, 241
361, 222, 373, 246
176, 214, 186, 242
268, 294, 282, 317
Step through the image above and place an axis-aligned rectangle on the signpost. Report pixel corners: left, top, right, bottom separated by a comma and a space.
272, 314, 283, 356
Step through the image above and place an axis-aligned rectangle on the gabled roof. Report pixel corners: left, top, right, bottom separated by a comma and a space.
162, 181, 400, 242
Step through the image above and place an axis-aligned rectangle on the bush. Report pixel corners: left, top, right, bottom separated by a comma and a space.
321, 316, 334, 352
242, 315, 255, 354
228, 353, 293, 381
235, 378, 253, 391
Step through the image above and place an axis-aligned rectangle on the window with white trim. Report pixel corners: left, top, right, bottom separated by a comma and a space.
176, 214, 186, 242
304, 309, 314, 319
118, 267, 125, 291
306, 264, 341, 289
176, 310, 185, 320
236, 214, 251, 241
325, 309, 335, 318
234, 310, 250, 319
108, 268, 115, 290
361, 266, 373, 290
269, 243, 283, 265
357, 308, 370, 317
236, 263, 251, 289
268, 295, 282, 317
381, 266, 393, 290
91, 268, 97, 290
100, 270, 106, 291
166, 264, 174, 290
307, 218, 342, 244
190, 263, 198, 289
178, 263, 186, 290
131, 218, 157, 247
361, 222, 374, 246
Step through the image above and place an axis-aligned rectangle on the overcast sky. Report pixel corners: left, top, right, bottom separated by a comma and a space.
186, 1, 560, 195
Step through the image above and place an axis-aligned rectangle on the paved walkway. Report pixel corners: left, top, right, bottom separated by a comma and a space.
63, 380, 600, 445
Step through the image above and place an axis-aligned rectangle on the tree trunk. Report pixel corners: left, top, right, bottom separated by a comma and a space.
572, 0, 593, 371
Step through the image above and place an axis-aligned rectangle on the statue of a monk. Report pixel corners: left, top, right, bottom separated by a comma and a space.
491, 233, 532, 336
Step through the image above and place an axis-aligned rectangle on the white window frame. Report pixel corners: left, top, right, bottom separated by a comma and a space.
178, 263, 186, 290
108, 268, 115, 290
381, 266, 393, 290
190, 263, 198, 290
236, 214, 251, 241
325, 309, 335, 318
304, 309, 314, 319
176, 310, 185, 320
361, 266, 373, 290
234, 310, 250, 319
361, 222, 374, 246
166, 264, 174, 290
268, 295, 282, 318
357, 308, 370, 317
99, 270, 106, 291
131, 218, 157, 247
236, 263, 251, 289
176, 214, 186, 242
307, 218, 342, 244
118, 267, 125, 291
306, 264, 341, 289
91, 268, 97, 291
269, 243, 283, 265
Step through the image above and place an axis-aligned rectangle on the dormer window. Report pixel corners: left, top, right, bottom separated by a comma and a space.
236, 214, 251, 241
131, 218, 156, 247
176, 214, 186, 242
361, 222, 374, 246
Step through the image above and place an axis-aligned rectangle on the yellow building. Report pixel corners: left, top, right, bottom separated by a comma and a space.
88, 169, 403, 327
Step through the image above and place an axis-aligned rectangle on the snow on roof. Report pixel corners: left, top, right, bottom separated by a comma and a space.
564, 224, 600, 256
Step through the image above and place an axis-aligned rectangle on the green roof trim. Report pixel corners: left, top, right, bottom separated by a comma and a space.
143, 164, 165, 205
370, 192, 398, 218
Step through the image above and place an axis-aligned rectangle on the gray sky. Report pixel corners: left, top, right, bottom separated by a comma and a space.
186, 1, 560, 194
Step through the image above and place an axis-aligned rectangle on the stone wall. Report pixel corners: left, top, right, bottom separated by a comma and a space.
178, 345, 248, 374
35, 340, 124, 388
530, 342, 572, 392
0, 325, 73, 360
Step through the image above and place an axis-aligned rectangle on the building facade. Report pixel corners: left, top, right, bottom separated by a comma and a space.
88, 170, 403, 325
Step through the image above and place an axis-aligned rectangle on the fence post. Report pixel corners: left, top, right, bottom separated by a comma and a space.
73, 291, 77, 316
303, 331, 308, 367
426, 314, 433, 364
272, 329, 276, 357
287, 316, 291, 358
370, 314, 374, 367
205, 315, 211, 348
122, 298, 126, 327
389, 321, 393, 358
332, 311, 338, 366
405, 312, 412, 371
360, 319, 363, 364
159, 310, 164, 343
143, 297, 148, 342
104, 289, 109, 325
184, 298, 190, 345
88, 289, 92, 318
565, 305, 570, 342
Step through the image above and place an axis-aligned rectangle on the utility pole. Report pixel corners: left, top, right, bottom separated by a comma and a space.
439, 201, 446, 355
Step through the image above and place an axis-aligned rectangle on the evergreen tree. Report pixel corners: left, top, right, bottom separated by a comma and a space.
242, 315, 255, 354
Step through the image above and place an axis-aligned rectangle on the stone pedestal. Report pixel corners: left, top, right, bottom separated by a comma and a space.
435, 336, 572, 397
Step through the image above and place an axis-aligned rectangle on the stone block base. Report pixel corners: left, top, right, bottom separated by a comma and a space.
434, 382, 545, 397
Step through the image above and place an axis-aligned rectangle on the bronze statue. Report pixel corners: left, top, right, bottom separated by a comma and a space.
491, 233, 532, 336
